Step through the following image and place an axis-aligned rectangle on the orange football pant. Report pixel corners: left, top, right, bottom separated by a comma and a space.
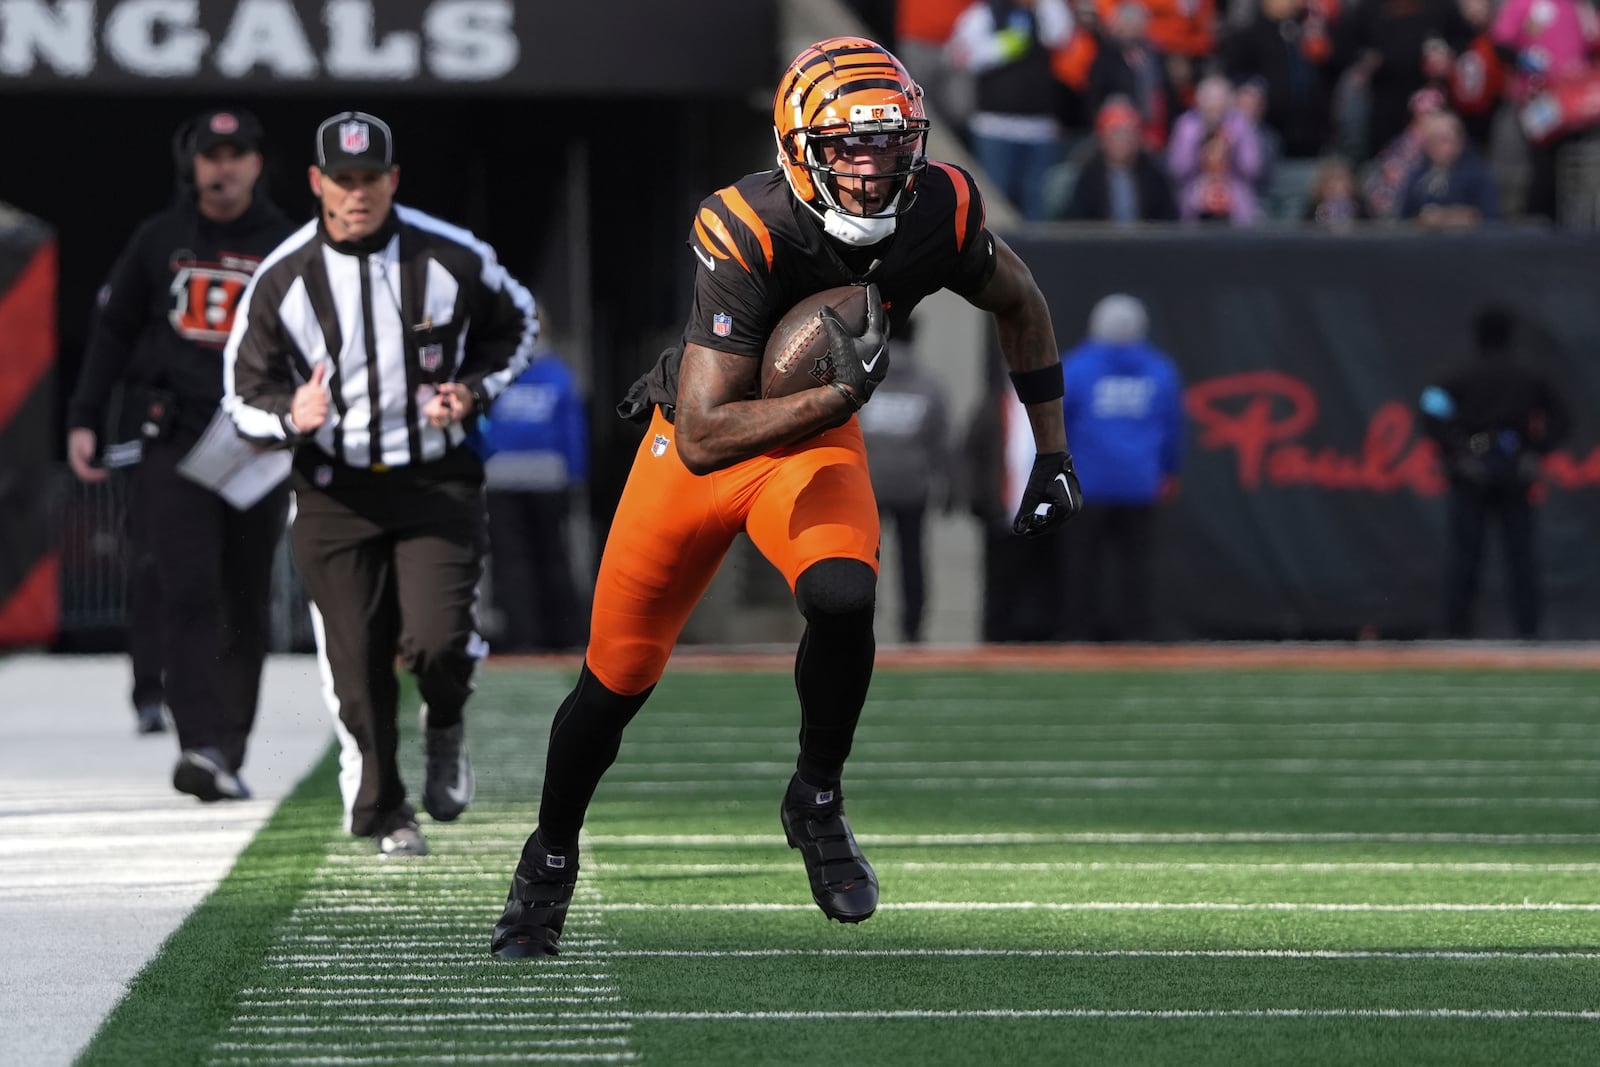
585, 406, 880, 696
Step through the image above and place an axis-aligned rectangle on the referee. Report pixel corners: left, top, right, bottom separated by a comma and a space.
223, 111, 539, 856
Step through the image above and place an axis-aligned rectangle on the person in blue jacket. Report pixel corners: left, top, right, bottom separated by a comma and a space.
1060, 294, 1185, 641
476, 348, 589, 651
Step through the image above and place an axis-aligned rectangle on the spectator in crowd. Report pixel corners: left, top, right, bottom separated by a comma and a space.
1062, 96, 1181, 220
1101, 0, 1220, 109
1302, 153, 1373, 224
1050, 0, 1105, 129
1490, 0, 1600, 219
1448, 0, 1508, 151
896, 0, 978, 137
1233, 76, 1284, 203
1400, 108, 1502, 225
1167, 74, 1267, 223
947, 0, 1077, 219
1221, 0, 1340, 162
1084, 2, 1179, 150
1363, 86, 1448, 217
1060, 294, 1185, 641
858, 330, 951, 644
1335, 0, 1475, 160
1417, 306, 1570, 638
225, 110, 540, 857
1183, 126, 1263, 223
477, 348, 589, 653
65, 108, 295, 797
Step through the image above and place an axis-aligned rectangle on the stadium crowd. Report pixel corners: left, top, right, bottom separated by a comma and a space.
872, 0, 1600, 223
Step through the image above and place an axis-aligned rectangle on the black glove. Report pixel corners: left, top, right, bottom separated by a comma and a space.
819, 283, 889, 409
1011, 451, 1083, 537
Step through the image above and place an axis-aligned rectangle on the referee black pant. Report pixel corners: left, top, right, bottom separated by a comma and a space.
136, 440, 288, 771
289, 450, 487, 837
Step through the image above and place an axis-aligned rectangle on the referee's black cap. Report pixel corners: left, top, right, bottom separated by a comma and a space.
315, 111, 394, 175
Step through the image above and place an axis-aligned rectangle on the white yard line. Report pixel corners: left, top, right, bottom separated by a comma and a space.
582, 948, 1600, 960
596, 757, 1600, 774
576, 831, 1600, 846
559, 1008, 1600, 1022
285, 900, 1600, 915
593, 901, 1600, 913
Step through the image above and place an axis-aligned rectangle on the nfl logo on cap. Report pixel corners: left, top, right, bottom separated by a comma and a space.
712, 312, 732, 338
340, 121, 369, 154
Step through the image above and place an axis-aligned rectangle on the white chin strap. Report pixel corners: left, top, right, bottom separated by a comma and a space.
821, 207, 897, 247
776, 148, 901, 247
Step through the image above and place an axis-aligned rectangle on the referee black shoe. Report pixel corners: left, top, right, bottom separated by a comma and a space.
135, 702, 167, 735
780, 774, 878, 923
491, 832, 578, 959
420, 704, 475, 822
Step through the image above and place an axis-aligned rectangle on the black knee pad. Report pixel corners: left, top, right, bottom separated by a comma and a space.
795, 559, 877, 620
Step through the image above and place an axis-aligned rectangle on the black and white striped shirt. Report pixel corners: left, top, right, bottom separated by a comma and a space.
223, 204, 538, 470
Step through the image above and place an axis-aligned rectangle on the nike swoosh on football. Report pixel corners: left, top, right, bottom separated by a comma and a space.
693, 245, 715, 271
861, 348, 884, 373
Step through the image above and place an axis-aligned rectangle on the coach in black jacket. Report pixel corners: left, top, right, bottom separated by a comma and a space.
224, 111, 539, 856
66, 108, 296, 799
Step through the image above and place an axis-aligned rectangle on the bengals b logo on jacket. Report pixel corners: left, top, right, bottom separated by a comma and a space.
169, 258, 260, 347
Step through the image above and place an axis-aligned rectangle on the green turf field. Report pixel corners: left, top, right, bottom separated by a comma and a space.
81, 666, 1600, 1065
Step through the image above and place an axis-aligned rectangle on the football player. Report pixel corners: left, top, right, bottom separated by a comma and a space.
492, 35, 1081, 957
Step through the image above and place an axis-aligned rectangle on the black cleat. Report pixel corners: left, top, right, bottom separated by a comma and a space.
781, 776, 878, 923
173, 747, 250, 802
491, 836, 578, 958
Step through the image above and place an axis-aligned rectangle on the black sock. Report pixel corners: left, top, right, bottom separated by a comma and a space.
535, 663, 653, 851
522, 828, 576, 874
793, 608, 875, 786
786, 772, 841, 810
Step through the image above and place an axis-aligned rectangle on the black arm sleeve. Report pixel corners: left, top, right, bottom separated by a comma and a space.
66, 227, 152, 431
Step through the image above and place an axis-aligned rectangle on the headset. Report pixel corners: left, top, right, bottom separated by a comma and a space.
170, 115, 201, 198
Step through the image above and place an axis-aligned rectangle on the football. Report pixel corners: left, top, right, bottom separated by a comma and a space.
760, 285, 871, 399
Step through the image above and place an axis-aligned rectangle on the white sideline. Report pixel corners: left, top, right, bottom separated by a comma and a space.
0, 653, 332, 1067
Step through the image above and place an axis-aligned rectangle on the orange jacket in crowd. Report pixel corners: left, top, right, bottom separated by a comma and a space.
897, 0, 973, 44
1096, 0, 1217, 58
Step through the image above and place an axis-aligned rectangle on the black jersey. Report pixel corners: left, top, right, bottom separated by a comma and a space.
67, 195, 296, 449
618, 162, 996, 422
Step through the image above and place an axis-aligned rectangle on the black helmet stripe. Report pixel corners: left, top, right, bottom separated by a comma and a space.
810, 77, 910, 116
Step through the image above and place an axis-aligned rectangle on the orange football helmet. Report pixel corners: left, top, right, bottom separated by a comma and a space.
774, 37, 930, 245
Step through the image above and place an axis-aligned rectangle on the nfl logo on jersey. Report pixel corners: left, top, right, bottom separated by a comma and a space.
419, 343, 443, 373
712, 312, 732, 338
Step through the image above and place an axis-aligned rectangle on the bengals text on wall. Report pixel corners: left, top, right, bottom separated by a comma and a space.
0, 0, 773, 94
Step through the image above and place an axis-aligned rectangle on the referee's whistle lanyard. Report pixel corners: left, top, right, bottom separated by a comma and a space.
371, 246, 459, 391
